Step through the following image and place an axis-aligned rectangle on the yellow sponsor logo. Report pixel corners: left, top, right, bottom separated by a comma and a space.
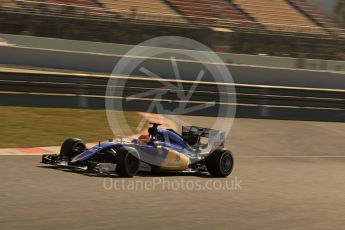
160, 150, 189, 171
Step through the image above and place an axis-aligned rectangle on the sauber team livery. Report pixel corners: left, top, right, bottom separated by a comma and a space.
41, 123, 234, 177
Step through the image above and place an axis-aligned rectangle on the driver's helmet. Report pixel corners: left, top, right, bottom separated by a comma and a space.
138, 134, 150, 145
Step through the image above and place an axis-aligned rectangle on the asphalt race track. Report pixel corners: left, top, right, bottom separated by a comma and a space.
1, 117, 345, 230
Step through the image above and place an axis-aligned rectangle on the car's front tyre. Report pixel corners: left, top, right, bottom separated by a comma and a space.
115, 147, 140, 177
60, 138, 86, 159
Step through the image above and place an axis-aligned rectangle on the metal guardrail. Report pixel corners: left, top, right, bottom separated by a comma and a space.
0, 71, 345, 121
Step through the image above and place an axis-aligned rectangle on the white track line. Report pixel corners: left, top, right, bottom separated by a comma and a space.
2, 69, 345, 93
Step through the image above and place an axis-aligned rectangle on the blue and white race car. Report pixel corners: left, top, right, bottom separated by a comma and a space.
41, 123, 234, 177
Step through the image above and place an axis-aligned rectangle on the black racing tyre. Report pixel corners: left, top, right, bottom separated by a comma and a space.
60, 138, 86, 159
115, 147, 140, 177
205, 149, 234, 177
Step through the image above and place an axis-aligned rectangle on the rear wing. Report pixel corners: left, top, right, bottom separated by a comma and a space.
182, 126, 225, 149
182, 126, 211, 137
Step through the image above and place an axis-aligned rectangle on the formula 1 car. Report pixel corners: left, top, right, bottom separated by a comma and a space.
41, 123, 234, 177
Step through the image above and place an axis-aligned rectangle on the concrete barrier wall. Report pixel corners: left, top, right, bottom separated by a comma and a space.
1, 33, 345, 72
1, 45, 345, 90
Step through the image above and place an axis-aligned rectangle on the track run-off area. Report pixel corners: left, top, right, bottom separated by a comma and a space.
1, 115, 345, 230
1, 65, 345, 229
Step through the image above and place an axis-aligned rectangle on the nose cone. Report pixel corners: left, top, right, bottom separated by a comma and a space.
70, 148, 99, 163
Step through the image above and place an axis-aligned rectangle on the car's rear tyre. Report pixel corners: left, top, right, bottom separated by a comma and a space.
60, 138, 86, 159
205, 149, 233, 177
115, 147, 140, 177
